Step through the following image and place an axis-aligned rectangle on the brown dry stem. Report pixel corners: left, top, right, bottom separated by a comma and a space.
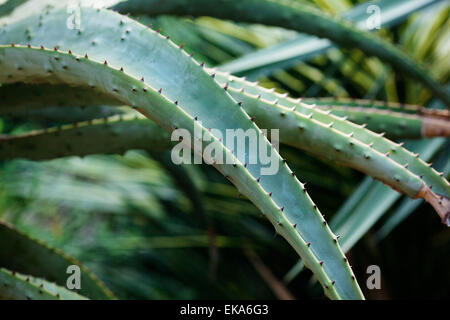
417, 184, 450, 226
422, 117, 450, 137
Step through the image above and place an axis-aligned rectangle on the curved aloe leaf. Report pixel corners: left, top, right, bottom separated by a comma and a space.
375, 142, 450, 240
319, 106, 450, 139
302, 97, 449, 117
2, 82, 449, 222
0, 83, 118, 115
3, 103, 448, 163
1, 44, 356, 297
112, 0, 450, 106
0, 114, 170, 160
2, 83, 449, 139
0, 268, 88, 300
0, 221, 114, 299
0, 7, 363, 299
6, 105, 122, 123
1, 73, 449, 222
216, 0, 443, 77
285, 137, 448, 283
213, 72, 450, 221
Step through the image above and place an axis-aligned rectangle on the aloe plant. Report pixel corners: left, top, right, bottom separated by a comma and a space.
0, 268, 88, 300
0, 0, 448, 300
1, 72, 449, 222
0, 221, 114, 299
217, 0, 443, 77
113, 0, 450, 106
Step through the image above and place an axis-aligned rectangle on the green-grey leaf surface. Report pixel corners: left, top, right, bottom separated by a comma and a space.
0, 6, 363, 299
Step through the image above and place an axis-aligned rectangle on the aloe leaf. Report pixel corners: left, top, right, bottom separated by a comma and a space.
285, 137, 447, 283
2, 83, 449, 139
0, 44, 355, 298
4, 102, 447, 162
0, 221, 115, 299
0, 44, 357, 299
0, 83, 119, 115
3, 71, 450, 194
0, 268, 88, 300
6, 105, 122, 124
213, 73, 450, 220
2, 74, 449, 222
216, 0, 442, 77
308, 138, 445, 242
0, 113, 171, 160
301, 97, 449, 117
2, 81, 449, 221
0, 6, 363, 298
317, 106, 450, 139
112, 0, 450, 106
331, 139, 445, 248
375, 141, 450, 240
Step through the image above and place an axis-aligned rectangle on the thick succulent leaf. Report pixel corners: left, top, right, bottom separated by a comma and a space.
317, 106, 449, 139
216, 0, 443, 77
3, 70, 450, 199
0, 45, 357, 299
0, 2, 450, 215
285, 138, 447, 283
2, 84, 449, 223
213, 72, 450, 222
0, 221, 114, 299
302, 97, 450, 117
332, 138, 448, 250
375, 141, 450, 240
2, 83, 449, 139
3, 105, 447, 162
2, 75, 449, 222
112, 0, 450, 106
6, 105, 122, 123
0, 268, 88, 300
0, 83, 119, 115
0, 114, 170, 159
0, 6, 363, 299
